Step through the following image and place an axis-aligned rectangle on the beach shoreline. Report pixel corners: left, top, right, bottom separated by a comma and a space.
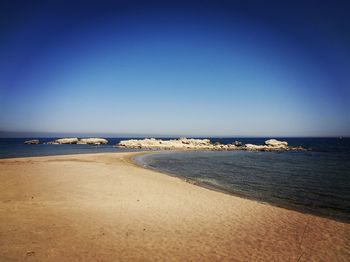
0, 152, 349, 261
131, 151, 350, 224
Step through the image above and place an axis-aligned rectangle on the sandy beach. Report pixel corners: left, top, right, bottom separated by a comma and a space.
0, 152, 349, 261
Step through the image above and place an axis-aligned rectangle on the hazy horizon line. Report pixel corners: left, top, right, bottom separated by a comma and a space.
0, 131, 348, 139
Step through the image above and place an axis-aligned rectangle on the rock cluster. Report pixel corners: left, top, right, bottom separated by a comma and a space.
116, 138, 304, 151
24, 139, 40, 145
48, 138, 79, 144
77, 138, 108, 145
265, 139, 288, 147
244, 139, 290, 151
118, 138, 215, 150
47, 138, 108, 145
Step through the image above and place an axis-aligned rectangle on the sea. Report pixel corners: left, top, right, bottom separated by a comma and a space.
1, 137, 349, 223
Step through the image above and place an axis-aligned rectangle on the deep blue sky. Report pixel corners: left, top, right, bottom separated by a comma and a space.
0, 0, 349, 137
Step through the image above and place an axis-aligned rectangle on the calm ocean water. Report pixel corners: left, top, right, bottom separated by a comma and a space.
1, 137, 349, 222
0, 138, 140, 158
135, 138, 350, 223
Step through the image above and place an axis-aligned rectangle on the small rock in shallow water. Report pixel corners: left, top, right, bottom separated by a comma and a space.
77, 138, 108, 145
24, 139, 39, 144
47, 138, 78, 144
264, 139, 288, 147
233, 141, 242, 146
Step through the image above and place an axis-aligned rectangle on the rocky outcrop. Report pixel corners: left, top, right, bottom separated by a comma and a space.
47, 137, 108, 145
233, 141, 242, 146
244, 144, 269, 151
47, 141, 60, 145
77, 138, 108, 145
24, 139, 39, 145
117, 138, 213, 150
243, 139, 290, 151
49, 138, 79, 144
265, 139, 288, 147
116, 138, 304, 151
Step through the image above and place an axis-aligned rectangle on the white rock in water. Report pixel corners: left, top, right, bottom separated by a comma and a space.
53, 138, 79, 144
24, 139, 39, 144
264, 139, 288, 147
227, 144, 239, 150
179, 137, 211, 146
118, 138, 212, 149
78, 138, 108, 145
244, 144, 269, 150
47, 141, 59, 145
233, 141, 242, 146
117, 137, 301, 151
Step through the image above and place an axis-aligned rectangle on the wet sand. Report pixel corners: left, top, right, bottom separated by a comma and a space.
0, 152, 349, 261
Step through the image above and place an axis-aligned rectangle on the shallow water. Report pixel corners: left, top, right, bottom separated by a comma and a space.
136, 138, 350, 223
2, 137, 349, 222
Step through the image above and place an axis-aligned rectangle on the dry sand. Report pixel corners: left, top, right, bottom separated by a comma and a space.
0, 152, 349, 261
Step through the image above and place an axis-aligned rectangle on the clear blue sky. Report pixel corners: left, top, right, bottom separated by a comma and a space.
0, 0, 349, 137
